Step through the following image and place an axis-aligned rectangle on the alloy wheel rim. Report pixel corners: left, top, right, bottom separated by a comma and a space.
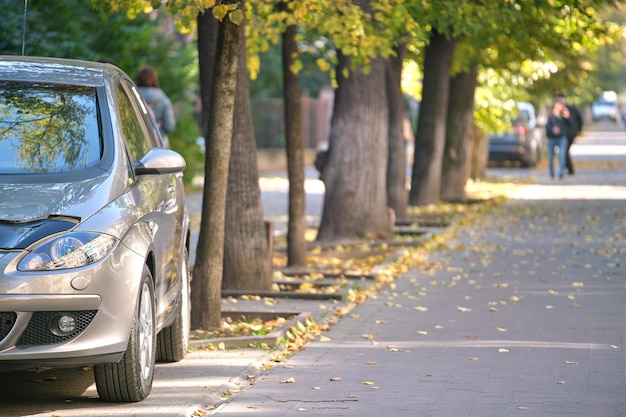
138, 282, 154, 380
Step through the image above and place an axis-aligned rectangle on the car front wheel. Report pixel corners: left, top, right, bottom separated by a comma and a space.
94, 265, 156, 402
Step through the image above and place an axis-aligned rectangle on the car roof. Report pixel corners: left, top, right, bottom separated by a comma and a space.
0, 55, 121, 87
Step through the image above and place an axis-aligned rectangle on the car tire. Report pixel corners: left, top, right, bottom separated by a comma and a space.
94, 265, 156, 402
156, 246, 190, 362
521, 140, 538, 168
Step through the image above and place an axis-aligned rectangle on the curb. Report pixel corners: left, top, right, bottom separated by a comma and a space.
189, 311, 312, 350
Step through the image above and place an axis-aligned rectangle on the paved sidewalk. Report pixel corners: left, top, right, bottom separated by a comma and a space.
210, 169, 626, 416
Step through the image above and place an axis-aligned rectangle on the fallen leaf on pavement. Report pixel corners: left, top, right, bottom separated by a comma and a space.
281, 377, 296, 384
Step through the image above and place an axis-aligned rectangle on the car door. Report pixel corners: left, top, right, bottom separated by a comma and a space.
115, 80, 183, 324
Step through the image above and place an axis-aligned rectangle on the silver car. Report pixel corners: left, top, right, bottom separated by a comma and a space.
0, 56, 190, 402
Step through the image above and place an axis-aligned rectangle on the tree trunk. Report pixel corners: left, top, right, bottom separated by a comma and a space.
440, 63, 478, 202
222, 12, 272, 291
409, 30, 457, 206
316, 53, 391, 241
385, 44, 408, 221
468, 124, 488, 180
282, 19, 307, 266
196, 10, 218, 137
191, 15, 239, 329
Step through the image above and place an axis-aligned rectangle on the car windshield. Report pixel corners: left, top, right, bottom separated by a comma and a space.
0, 82, 101, 174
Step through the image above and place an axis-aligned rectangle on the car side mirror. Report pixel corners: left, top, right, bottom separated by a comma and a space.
134, 148, 186, 175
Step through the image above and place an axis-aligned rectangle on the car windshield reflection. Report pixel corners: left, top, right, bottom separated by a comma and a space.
0, 82, 101, 173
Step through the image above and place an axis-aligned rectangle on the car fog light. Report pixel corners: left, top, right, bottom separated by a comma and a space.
50, 314, 76, 336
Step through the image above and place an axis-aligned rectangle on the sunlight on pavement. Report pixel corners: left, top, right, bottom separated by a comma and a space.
259, 177, 325, 194
571, 144, 626, 156
512, 184, 626, 200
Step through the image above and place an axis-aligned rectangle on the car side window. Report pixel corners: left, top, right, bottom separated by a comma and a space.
126, 83, 165, 148
116, 84, 151, 163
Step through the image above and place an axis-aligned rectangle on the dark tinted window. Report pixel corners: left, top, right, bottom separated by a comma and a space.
0, 82, 101, 173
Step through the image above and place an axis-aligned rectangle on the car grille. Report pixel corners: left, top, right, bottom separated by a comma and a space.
18, 310, 98, 346
0, 312, 18, 340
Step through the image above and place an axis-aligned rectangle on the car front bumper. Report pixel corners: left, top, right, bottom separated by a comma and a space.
0, 246, 145, 369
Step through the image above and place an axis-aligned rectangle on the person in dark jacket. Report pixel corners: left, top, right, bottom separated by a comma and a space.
545, 99, 571, 179
556, 95, 583, 175
136, 66, 176, 147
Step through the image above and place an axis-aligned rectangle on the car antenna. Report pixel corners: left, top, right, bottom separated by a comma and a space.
21, 0, 28, 56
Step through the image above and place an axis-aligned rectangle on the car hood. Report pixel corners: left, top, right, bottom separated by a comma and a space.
0, 173, 117, 223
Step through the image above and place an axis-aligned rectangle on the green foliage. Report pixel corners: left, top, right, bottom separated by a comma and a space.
250, 40, 331, 98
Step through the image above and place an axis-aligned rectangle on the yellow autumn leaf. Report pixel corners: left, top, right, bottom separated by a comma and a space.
212, 4, 228, 20
228, 8, 243, 25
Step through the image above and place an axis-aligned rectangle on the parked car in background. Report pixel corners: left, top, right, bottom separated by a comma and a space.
0, 56, 190, 402
488, 102, 544, 168
591, 91, 619, 122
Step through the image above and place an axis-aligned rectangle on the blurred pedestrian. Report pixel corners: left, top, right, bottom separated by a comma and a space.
556, 94, 582, 175
136, 66, 176, 147
545, 99, 570, 179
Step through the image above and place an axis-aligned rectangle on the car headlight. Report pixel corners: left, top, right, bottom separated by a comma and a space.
18, 232, 118, 271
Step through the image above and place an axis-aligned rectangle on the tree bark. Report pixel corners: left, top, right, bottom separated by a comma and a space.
222, 11, 272, 291
468, 124, 488, 180
191, 15, 239, 329
282, 19, 307, 266
409, 30, 457, 206
385, 44, 408, 221
440, 63, 478, 202
196, 10, 218, 137
316, 53, 391, 241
